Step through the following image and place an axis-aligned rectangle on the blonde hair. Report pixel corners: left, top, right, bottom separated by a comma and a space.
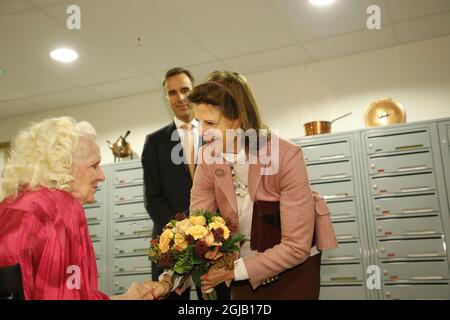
0, 117, 97, 202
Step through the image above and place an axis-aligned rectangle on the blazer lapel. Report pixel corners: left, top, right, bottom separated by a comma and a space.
248, 163, 262, 202
213, 163, 238, 214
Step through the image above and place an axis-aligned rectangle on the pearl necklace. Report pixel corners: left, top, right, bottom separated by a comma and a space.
230, 164, 249, 198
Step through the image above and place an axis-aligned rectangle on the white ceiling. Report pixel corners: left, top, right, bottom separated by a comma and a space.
1, 0, 450, 119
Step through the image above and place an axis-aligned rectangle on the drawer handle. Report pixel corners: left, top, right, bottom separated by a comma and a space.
87, 218, 98, 223
133, 229, 151, 235
133, 196, 144, 200
397, 165, 428, 172
395, 144, 424, 151
385, 291, 391, 298
402, 208, 433, 214
407, 252, 440, 258
133, 248, 148, 253
326, 256, 356, 261
405, 230, 437, 236
379, 247, 385, 253
332, 213, 352, 219
133, 213, 148, 218
412, 276, 443, 280
400, 187, 430, 193
336, 235, 354, 240
377, 226, 383, 232
133, 179, 144, 183
320, 154, 345, 160
320, 174, 348, 180
383, 269, 388, 276
330, 277, 358, 282
323, 194, 348, 200
134, 267, 151, 272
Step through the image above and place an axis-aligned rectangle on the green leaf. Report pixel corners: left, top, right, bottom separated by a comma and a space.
192, 269, 201, 288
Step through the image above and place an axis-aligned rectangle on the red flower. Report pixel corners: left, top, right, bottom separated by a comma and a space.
212, 228, 225, 243
159, 252, 174, 268
194, 241, 209, 258
175, 212, 186, 221
186, 235, 195, 245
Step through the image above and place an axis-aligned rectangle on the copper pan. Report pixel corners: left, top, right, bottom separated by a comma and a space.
304, 112, 352, 136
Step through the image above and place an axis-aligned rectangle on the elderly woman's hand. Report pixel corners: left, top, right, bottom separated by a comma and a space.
200, 266, 234, 292
110, 281, 154, 300
143, 275, 173, 300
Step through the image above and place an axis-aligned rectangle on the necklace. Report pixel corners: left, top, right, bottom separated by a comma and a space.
230, 164, 249, 198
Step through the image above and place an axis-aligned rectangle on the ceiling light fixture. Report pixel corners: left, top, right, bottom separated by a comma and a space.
308, 0, 336, 6
50, 48, 78, 63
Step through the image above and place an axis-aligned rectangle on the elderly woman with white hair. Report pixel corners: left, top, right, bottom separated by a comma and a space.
0, 117, 152, 300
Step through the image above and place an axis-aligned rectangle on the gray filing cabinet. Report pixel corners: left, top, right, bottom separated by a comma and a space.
86, 160, 200, 298
292, 134, 370, 300
360, 123, 450, 300
293, 118, 450, 300
84, 181, 108, 293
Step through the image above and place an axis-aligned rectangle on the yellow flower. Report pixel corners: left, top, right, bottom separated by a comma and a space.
159, 229, 174, 253
173, 232, 188, 251
186, 225, 209, 240
208, 222, 230, 240
189, 215, 206, 226
212, 216, 226, 225
175, 219, 192, 233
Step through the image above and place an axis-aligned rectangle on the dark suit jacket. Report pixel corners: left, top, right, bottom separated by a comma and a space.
141, 121, 195, 239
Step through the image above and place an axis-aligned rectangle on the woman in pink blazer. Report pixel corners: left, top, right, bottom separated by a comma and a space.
152, 71, 337, 300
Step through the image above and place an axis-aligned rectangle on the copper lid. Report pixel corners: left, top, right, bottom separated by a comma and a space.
365, 98, 406, 127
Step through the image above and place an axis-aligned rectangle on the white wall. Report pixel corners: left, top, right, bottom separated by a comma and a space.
1, 34, 450, 165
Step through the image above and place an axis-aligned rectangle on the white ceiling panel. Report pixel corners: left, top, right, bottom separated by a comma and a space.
224, 45, 310, 75
305, 25, 396, 61
387, 0, 450, 22
26, 87, 102, 109
269, 0, 390, 42
152, 0, 297, 58
394, 11, 450, 44
88, 75, 160, 98
0, 0, 32, 15
0, 99, 44, 118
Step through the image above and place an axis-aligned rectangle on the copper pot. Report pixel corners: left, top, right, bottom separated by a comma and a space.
303, 112, 352, 136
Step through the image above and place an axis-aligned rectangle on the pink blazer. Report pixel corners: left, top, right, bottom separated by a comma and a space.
190, 135, 337, 289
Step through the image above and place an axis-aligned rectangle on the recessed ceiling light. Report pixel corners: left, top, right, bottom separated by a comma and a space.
308, 0, 336, 6
50, 48, 78, 63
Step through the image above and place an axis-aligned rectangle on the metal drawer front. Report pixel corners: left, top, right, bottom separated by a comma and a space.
327, 200, 357, 220
372, 193, 440, 217
377, 238, 446, 259
301, 141, 350, 163
114, 255, 152, 274
370, 172, 436, 195
92, 240, 102, 258
114, 185, 144, 203
113, 274, 151, 294
366, 130, 431, 155
114, 202, 148, 220
332, 221, 359, 241
307, 160, 352, 182
114, 168, 144, 186
84, 206, 102, 224
368, 151, 434, 175
321, 242, 361, 262
383, 283, 450, 300
88, 223, 103, 240
381, 260, 450, 281
319, 285, 366, 300
114, 219, 153, 238
311, 180, 354, 200
114, 237, 149, 256
375, 216, 443, 238
321, 263, 364, 283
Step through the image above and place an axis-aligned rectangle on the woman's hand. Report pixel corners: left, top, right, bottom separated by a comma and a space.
144, 275, 173, 300
200, 266, 234, 292
110, 282, 154, 300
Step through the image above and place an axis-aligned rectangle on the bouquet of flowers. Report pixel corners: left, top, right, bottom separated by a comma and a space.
148, 210, 245, 300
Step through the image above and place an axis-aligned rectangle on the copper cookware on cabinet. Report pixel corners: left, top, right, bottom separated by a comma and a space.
304, 112, 353, 136
365, 98, 406, 127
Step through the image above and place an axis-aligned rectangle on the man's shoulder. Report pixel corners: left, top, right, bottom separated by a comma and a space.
145, 122, 175, 143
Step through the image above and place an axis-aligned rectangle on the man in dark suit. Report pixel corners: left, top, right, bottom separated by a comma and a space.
141, 67, 230, 300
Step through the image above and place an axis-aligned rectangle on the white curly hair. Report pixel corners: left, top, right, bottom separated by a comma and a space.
0, 116, 98, 202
